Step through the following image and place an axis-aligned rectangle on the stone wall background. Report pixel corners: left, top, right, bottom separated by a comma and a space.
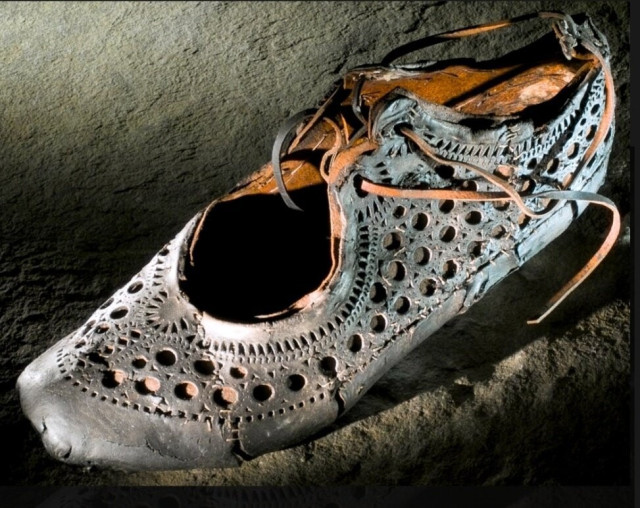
0, 1, 630, 486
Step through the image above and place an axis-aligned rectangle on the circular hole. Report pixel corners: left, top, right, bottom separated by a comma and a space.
539, 197, 553, 211
464, 211, 482, 225
520, 178, 535, 194
494, 165, 513, 179
493, 200, 509, 211
109, 306, 128, 320
127, 281, 143, 294
230, 366, 248, 379
136, 376, 160, 395
518, 213, 530, 228
253, 384, 274, 402
527, 158, 537, 170
443, 260, 458, 279
490, 225, 507, 238
546, 158, 559, 174
411, 212, 429, 230
347, 334, 363, 353
566, 143, 580, 159
461, 180, 478, 191
440, 226, 456, 242
370, 315, 386, 333
320, 356, 338, 376
435, 164, 455, 179
213, 386, 238, 408
369, 282, 387, 303
468, 241, 483, 258
95, 323, 110, 334
382, 231, 403, 250
385, 260, 406, 281
88, 352, 107, 365
132, 357, 147, 369
439, 200, 454, 213
130, 329, 142, 339
393, 206, 406, 218
585, 125, 597, 141
175, 381, 198, 400
353, 175, 368, 198
590, 103, 600, 115
287, 374, 306, 391
156, 349, 177, 366
394, 297, 410, 315
102, 370, 126, 389
194, 359, 215, 375
413, 246, 430, 265
159, 246, 170, 256
419, 278, 437, 296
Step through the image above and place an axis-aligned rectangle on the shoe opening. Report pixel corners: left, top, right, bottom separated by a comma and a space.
180, 183, 332, 323
353, 30, 596, 118
178, 23, 600, 324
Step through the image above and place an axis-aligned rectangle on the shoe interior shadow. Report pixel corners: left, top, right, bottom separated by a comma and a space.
180, 184, 331, 322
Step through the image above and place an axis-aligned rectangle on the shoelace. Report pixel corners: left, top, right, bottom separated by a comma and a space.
270, 11, 620, 324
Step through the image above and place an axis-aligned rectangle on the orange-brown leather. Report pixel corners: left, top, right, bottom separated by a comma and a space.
219, 53, 596, 206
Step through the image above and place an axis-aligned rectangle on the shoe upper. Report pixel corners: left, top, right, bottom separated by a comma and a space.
17, 12, 616, 470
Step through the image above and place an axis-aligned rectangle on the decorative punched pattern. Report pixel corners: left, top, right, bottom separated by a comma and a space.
45, 24, 613, 456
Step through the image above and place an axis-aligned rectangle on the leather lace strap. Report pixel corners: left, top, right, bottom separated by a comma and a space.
380, 11, 590, 66
382, 12, 542, 66
271, 109, 316, 211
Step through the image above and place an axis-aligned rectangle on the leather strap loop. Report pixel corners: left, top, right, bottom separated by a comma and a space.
381, 12, 564, 66
271, 109, 317, 211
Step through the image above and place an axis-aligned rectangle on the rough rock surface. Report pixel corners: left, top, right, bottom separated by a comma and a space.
1, 1, 630, 486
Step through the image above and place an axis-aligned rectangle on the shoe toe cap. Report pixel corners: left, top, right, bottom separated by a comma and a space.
17, 215, 243, 470
18, 334, 239, 470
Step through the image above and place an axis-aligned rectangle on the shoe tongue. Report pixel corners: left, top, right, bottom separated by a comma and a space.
370, 90, 535, 146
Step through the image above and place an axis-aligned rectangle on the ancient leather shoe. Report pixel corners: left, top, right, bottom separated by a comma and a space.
18, 11, 619, 470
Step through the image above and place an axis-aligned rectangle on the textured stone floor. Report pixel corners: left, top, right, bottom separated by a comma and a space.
0, 1, 630, 486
